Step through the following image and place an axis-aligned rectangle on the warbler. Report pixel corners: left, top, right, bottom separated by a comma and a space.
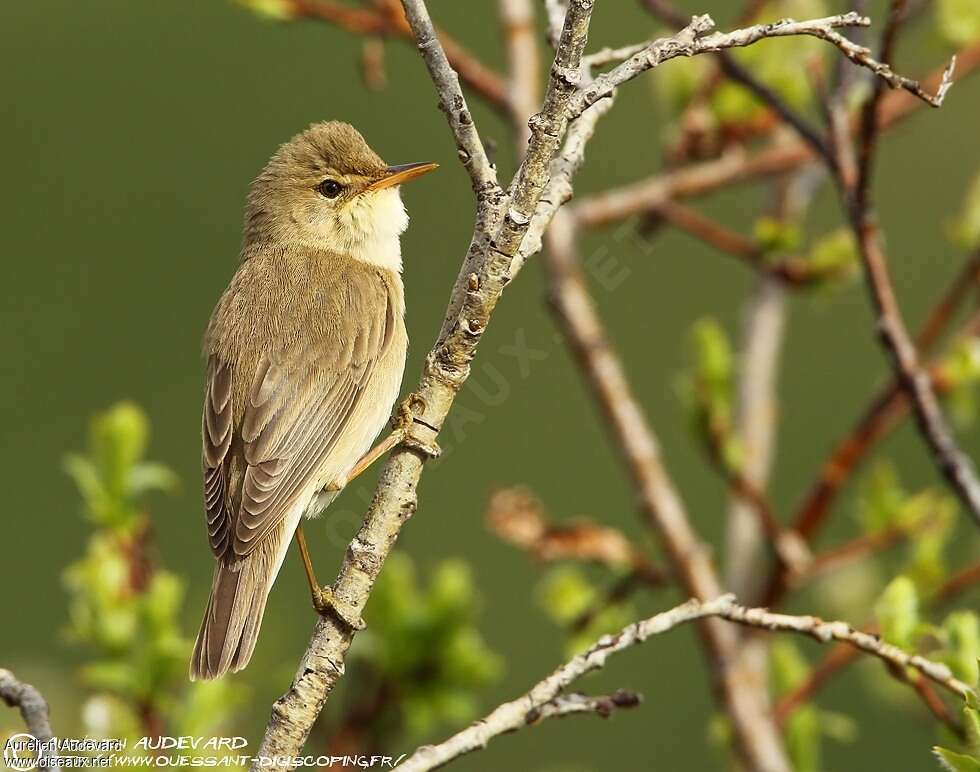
190, 121, 437, 680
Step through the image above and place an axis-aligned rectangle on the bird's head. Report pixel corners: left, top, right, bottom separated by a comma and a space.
243, 121, 437, 267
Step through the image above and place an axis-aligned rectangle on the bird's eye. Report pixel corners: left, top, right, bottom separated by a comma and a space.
317, 179, 344, 199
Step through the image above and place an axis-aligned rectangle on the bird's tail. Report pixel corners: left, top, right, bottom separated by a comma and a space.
190, 528, 286, 680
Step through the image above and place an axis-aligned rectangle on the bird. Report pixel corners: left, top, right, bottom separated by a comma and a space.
190, 121, 437, 680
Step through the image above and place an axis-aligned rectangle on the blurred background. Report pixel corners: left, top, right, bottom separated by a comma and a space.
2, 0, 979, 769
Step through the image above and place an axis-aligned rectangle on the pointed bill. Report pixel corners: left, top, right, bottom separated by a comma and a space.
366, 162, 439, 191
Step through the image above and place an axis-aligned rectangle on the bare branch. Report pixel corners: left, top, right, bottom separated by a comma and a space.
573, 41, 980, 230
499, 0, 540, 147
400, 595, 974, 771
0, 669, 60, 772
399, 0, 499, 197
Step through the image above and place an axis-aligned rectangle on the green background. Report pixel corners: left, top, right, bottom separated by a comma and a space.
2, 0, 978, 769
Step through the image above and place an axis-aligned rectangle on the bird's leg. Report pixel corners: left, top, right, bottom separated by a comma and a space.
293, 524, 365, 630
324, 429, 407, 492
323, 394, 441, 492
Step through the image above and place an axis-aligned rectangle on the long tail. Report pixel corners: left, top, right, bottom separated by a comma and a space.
190, 527, 286, 680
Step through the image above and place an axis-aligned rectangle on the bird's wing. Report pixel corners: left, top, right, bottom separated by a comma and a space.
202, 269, 396, 561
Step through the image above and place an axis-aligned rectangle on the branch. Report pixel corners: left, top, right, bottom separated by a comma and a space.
643, 199, 846, 286
286, 0, 509, 111
399, 595, 975, 771
572, 40, 980, 229
827, 11, 980, 529
400, 0, 499, 197
725, 279, 788, 593
485, 486, 667, 583
499, 0, 540, 147
775, 559, 980, 725
0, 669, 60, 772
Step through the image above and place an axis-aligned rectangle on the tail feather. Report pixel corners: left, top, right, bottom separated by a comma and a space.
190, 528, 285, 680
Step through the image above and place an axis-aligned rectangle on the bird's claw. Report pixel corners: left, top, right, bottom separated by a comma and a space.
312, 585, 366, 631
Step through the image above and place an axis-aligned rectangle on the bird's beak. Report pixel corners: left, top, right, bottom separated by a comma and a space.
366, 161, 439, 192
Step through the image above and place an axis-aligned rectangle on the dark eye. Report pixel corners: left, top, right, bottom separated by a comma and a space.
318, 179, 343, 198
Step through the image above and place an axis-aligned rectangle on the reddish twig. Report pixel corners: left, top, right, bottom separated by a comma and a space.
645, 199, 850, 286
286, 0, 509, 110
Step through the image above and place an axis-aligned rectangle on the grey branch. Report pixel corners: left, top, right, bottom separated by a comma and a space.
569, 13, 953, 121
399, 595, 975, 772
400, 0, 498, 197
0, 668, 60, 772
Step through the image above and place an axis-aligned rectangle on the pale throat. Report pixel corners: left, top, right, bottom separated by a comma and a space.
324, 187, 409, 273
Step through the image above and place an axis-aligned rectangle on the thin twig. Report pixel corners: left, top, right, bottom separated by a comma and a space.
644, 199, 845, 286
286, 0, 509, 110
572, 41, 980, 229
399, 595, 974, 771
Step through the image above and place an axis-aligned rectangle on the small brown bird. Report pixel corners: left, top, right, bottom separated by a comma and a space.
191, 121, 437, 680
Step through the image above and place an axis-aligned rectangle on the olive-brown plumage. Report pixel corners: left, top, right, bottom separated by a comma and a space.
191, 122, 435, 680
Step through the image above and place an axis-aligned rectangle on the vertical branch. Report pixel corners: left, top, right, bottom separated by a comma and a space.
832, 3, 980, 528
499, 0, 540, 148
725, 277, 787, 596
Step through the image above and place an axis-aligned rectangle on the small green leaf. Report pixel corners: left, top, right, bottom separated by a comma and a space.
235, 0, 296, 21
933, 747, 980, 772
875, 576, 920, 649
538, 566, 597, 623
856, 462, 906, 533
806, 228, 858, 278
754, 216, 803, 256
941, 612, 980, 685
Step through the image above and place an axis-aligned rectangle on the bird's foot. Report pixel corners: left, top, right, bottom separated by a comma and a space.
312, 585, 366, 631
392, 393, 425, 431
394, 393, 442, 460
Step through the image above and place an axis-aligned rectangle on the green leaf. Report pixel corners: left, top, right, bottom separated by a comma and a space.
754, 216, 803, 256
235, 0, 296, 21
128, 462, 180, 496
941, 612, 980, 685
806, 228, 858, 278
856, 462, 906, 533
940, 339, 980, 427
934, 747, 980, 772
875, 576, 920, 649
538, 566, 597, 623
654, 51, 711, 114
937, 0, 980, 47
680, 318, 743, 471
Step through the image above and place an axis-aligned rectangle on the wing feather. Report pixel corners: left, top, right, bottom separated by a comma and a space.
201, 265, 397, 562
